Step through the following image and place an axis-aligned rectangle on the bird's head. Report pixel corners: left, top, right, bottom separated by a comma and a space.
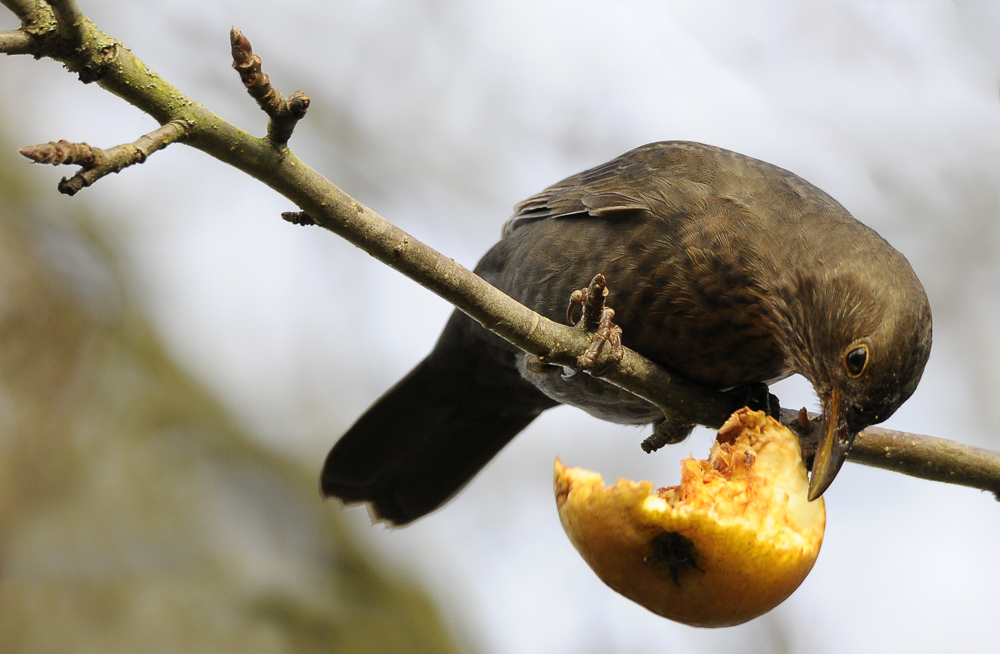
776, 250, 933, 501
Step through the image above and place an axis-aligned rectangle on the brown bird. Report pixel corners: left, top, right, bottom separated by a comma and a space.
321, 141, 933, 525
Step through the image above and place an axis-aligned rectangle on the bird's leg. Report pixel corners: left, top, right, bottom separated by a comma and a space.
726, 381, 781, 419
567, 274, 608, 331
578, 306, 624, 376
521, 274, 662, 422
566, 274, 624, 378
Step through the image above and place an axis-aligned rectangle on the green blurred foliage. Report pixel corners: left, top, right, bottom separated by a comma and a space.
0, 136, 464, 654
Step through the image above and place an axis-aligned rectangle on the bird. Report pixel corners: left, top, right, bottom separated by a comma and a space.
321, 141, 933, 526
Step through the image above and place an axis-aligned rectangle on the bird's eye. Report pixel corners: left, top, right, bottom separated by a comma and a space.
845, 345, 869, 378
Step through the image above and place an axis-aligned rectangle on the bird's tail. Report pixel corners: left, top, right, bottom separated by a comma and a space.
320, 311, 557, 526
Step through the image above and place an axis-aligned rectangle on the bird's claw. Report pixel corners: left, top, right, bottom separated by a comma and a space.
566, 287, 591, 326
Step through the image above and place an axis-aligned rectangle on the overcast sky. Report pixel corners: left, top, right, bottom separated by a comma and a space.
3, 1, 1000, 652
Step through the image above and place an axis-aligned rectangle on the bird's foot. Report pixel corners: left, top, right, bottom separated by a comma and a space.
577, 306, 623, 376
641, 418, 695, 452
567, 274, 624, 377
727, 381, 781, 419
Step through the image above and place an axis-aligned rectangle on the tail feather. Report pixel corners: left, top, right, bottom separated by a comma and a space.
321, 312, 557, 525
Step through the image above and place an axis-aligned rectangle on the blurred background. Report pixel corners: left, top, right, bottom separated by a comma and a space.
1, 1, 999, 652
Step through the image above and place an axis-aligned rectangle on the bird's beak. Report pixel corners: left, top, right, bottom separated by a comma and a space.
808, 387, 854, 501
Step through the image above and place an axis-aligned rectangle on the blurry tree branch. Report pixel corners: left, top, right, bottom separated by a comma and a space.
2, 0, 998, 500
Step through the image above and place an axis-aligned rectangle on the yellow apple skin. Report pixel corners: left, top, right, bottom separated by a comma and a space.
555, 408, 825, 627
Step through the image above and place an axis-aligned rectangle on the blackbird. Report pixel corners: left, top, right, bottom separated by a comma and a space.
321, 141, 933, 526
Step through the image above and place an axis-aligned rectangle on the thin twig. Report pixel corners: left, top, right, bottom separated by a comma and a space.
48, 0, 84, 44
0, 29, 36, 55
20, 120, 190, 195
230, 27, 309, 146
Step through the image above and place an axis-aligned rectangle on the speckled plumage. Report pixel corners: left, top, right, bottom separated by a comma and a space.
322, 141, 933, 525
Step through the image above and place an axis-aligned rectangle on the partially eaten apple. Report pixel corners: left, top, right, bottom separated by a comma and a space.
555, 408, 825, 627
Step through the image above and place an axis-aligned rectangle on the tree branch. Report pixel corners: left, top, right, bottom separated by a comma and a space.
0, 0, 38, 22
20, 121, 189, 194
852, 425, 1000, 496
0, 29, 36, 55
48, 0, 83, 44
3, 1, 999, 500
230, 28, 309, 147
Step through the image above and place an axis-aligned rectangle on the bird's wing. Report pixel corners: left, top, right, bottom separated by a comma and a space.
503, 142, 717, 236
503, 141, 853, 239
